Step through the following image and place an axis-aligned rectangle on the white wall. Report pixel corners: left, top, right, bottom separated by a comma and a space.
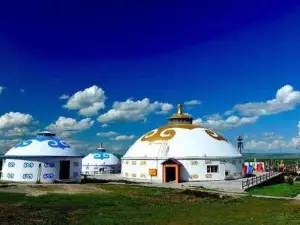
121, 158, 244, 183
1, 157, 82, 183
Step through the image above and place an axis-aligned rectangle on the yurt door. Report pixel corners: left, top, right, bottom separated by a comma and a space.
59, 160, 70, 179
36, 163, 42, 183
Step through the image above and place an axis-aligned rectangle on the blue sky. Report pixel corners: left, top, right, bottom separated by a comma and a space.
1, 1, 300, 154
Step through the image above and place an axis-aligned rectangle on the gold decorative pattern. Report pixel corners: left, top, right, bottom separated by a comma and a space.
190, 160, 198, 166
132, 161, 136, 165
132, 173, 136, 178
204, 129, 228, 142
205, 160, 212, 164
140, 160, 147, 165
125, 161, 129, 165
191, 174, 199, 179
141, 124, 200, 142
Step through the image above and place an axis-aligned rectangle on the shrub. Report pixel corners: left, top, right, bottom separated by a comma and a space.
286, 175, 294, 185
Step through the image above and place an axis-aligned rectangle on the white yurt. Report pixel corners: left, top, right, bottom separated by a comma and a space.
121, 104, 244, 183
82, 143, 121, 175
0, 131, 83, 183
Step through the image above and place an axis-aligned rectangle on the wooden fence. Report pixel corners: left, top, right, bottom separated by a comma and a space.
242, 171, 282, 190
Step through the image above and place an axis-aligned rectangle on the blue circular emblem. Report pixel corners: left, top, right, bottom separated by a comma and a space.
73, 162, 79, 167
23, 174, 33, 179
73, 172, 79, 178
7, 173, 14, 179
44, 162, 55, 168
23, 162, 34, 168
8, 162, 15, 167
43, 173, 54, 179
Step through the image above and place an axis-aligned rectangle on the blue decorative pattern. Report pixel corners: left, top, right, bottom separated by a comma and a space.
24, 162, 34, 168
14, 137, 70, 149
93, 152, 110, 160
73, 172, 79, 178
8, 162, 15, 167
23, 174, 33, 179
73, 162, 79, 167
44, 162, 55, 168
7, 173, 14, 179
43, 173, 54, 179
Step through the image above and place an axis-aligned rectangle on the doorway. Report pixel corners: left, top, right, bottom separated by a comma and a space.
161, 158, 181, 183
166, 167, 176, 182
59, 160, 70, 179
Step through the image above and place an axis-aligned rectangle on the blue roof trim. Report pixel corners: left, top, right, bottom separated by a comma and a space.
14, 137, 71, 149
0, 155, 85, 159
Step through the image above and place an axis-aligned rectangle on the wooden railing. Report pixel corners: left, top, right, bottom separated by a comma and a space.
242, 171, 281, 190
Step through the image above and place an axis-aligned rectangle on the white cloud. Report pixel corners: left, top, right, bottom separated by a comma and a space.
193, 114, 258, 130
0, 86, 5, 95
20, 89, 25, 93
101, 123, 109, 128
298, 121, 300, 135
245, 139, 292, 150
0, 139, 22, 154
228, 85, 300, 117
59, 94, 69, 100
112, 135, 136, 141
262, 132, 284, 140
64, 85, 106, 117
96, 131, 118, 137
0, 112, 33, 129
46, 117, 94, 137
1, 127, 30, 137
184, 100, 201, 106
98, 98, 173, 123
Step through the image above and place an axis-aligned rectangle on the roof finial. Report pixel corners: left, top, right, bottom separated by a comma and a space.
177, 104, 183, 115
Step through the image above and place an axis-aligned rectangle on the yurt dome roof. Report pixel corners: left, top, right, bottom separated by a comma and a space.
4, 131, 83, 158
123, 104, 242, 159
82, 143, 120, 165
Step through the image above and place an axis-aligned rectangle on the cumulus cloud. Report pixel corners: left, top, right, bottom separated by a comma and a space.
112, 135, 136, 141
1, 127, 30, 137
96, 131, 118, 137
59, 94, 69, 100
101, 123, 109, 128
245, 139, 292, 150
0, 112, 33, 129
228, 85, 300, 117
0, 139, 22, 154
262, 132, 284, 140
46, 117, 94, 138
193, 114, 258, 130
184, 100, 201, 106
64, 85, 106, 117
98, 98, 173, 123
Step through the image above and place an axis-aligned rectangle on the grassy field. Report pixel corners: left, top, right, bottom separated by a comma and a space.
1, 184, 300, 225
248, 182, 300, 197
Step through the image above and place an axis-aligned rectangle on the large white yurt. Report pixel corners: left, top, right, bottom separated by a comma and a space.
121, 104, 244, 183
0, 131, 83, 183
82, 143, 121, 175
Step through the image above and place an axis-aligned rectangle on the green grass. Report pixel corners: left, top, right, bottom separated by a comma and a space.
1, 184, 300, 224
248, 182, 300, 197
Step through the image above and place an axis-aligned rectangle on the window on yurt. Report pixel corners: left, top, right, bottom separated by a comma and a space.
207, 165, 218, 173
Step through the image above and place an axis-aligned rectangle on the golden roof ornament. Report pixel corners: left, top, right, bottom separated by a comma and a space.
168, 103, 193, 124
177, 104, 183, 115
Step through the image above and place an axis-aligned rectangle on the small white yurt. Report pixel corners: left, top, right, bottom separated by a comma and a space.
121, 104, 244, 183
82, 143, 121, 175
0, 131, 83, 183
